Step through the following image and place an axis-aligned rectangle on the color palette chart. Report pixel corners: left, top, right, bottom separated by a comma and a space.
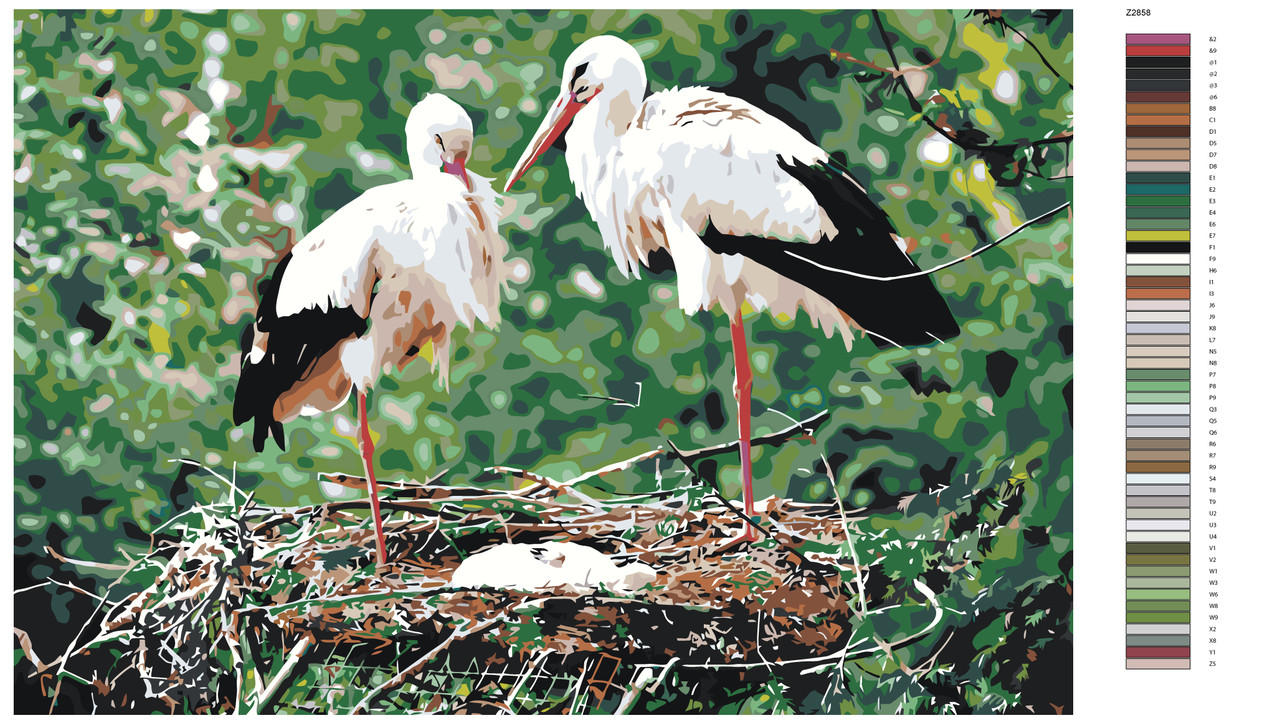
1125, 32, 1191, 670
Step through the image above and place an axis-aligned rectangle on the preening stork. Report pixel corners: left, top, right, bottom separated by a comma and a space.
234, 93, 512, 565
506, 35, 959, 544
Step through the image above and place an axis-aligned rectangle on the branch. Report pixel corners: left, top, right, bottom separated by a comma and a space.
993, 15, 1072, 90
351, 616, 505, 714
871, 10, 1072, 172
248, 633, 313, 714
829, 49, 893, 74
562, 410, 832, 487
226, 94, 283, 149
480, 466, 603, 510
14, 627, 49, 674
871, 11, 923, 113
818, 454, 867, 619
45, 546, 132, 573
830, 48, 939, 75
662, 437, 779, 548
672, 410, 831, 465
780, 201, 1071, 282
579, 394, 636, 408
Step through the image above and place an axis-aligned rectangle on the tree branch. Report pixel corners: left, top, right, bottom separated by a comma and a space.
351, 616, 505, 714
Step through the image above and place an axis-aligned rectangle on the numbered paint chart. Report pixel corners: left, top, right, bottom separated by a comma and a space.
1125, 32, 1192, 670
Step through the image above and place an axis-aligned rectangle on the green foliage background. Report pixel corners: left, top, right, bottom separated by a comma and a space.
14, 8, 1072, 713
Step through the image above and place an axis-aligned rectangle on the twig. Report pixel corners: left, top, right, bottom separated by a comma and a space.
904, 630, 955, 675
481, 466, 602, 509
503, 649, 553, 711
581, 381, 642, 408
14, 627, 48, 673
871, 9, 1071, 179
18, 578, 108, 603
662, 436, 777, 547
44, 546, 132, 572
166, 458, 239, 496
47, 551, 151, 713
830, 48, 940, 75
580, 394, 636, 408
830, 48, 892, 73
801, 578, 946, 675
248, 633, 314, 714
872, 10, 923, 113
563, 410, 832, 486
993, 16, 1072, 90
351, 616, 505, 714
670, 410, 830, 465
781, 202, 1071, 282
818, 454, 867, 619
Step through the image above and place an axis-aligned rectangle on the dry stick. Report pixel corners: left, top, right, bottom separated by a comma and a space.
662, 436, 845, 599
903, 630, 956, 676
249, 633, 314, 714
14, 628, 47, 673
829, 48, 940, 75
503, 648, 554, 711
46, 550, 153, 713
782, 201, 1071, 283
565, 409, 832, 487
483, 411, 831, 509
662, 437, 777, 547
801, 578, 946, 675
580, 393, 638, 408
351, 616, 505, 714
818, 453, 869, 620
482, 466, 602, 509
44, 546, 133, 572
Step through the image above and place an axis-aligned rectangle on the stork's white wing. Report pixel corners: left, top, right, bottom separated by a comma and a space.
629, 87, 838, 245
271, 185, 394, 320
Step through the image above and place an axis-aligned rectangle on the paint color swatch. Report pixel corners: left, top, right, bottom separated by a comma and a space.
1125, 32, 1191, 670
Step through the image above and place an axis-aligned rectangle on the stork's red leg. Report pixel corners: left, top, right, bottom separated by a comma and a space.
729, 308, 757, 542
358, 391, 388, 566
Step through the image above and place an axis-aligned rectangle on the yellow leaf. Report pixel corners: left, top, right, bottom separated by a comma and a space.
957, 85, 982, 103
149, 324, 171, 355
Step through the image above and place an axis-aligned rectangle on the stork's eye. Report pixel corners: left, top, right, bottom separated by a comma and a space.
569, 63, 590, 99
434, 133, 444, 147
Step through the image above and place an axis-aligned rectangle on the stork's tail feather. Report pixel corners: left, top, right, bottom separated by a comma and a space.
782, 157, 958, 349
232, 252, 370, 453
233, 320, 288, 453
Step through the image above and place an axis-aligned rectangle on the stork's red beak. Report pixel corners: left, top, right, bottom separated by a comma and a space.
443, 157, 471, 192
504, 91, 591, 192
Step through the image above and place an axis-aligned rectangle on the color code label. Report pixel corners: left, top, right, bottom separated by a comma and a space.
1125, 32, 1191, 671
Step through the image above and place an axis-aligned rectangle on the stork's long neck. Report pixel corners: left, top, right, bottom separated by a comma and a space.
564, 85, 641, 203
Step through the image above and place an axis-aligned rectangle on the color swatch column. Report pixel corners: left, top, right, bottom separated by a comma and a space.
1125, 33, 1191, 670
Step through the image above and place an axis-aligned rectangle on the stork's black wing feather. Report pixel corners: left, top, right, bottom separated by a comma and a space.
232, 252, 368, 452
699, 156, 959, 349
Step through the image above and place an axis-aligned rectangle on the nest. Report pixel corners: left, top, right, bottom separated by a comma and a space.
41, 464, 868, 713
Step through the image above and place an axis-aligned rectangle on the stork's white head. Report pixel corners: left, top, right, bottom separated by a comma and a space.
504, 35, 646, 192
405, 93, 474, 190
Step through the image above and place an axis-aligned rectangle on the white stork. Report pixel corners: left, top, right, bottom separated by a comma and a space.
234, 93, 512, 565
505, 35, 958, 544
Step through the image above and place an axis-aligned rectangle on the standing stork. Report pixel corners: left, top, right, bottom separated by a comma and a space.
505, 35, 959, 544
233, 93, 512, 565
